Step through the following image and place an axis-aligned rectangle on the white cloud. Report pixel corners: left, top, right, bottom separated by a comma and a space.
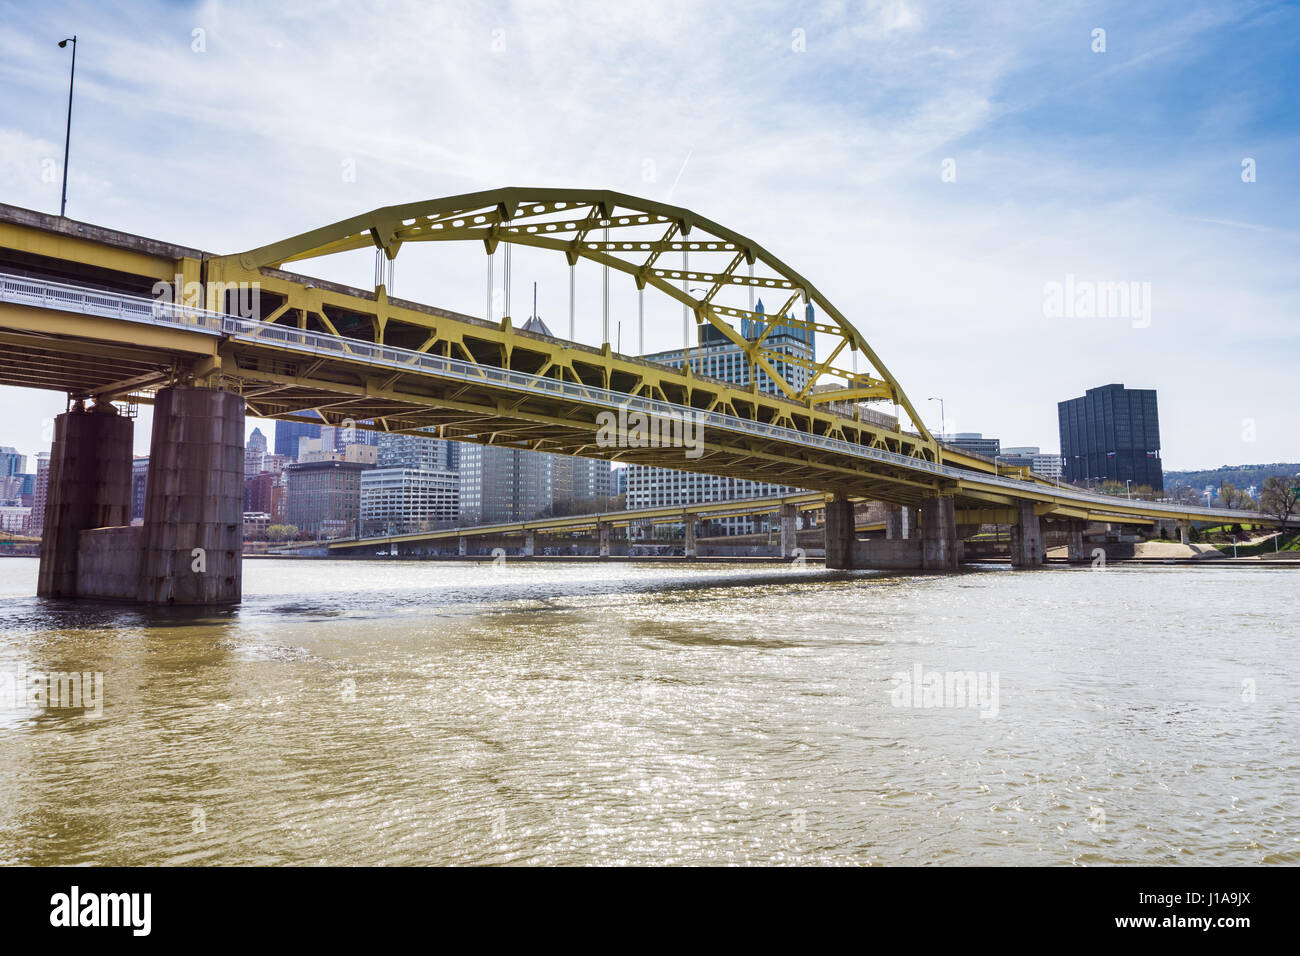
0, 0, 1295, 469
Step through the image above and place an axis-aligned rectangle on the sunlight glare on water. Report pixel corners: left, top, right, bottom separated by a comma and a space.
0, 556, 1295, 865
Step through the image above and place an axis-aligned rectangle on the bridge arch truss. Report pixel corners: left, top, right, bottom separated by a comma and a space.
224, 187, 934, 444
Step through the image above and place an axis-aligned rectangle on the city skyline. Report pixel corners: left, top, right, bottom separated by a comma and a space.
3, 0, 1298, 889
0, 0, 1295, 469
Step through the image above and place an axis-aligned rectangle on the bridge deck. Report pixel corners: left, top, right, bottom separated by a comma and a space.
0, 203, 1280, 531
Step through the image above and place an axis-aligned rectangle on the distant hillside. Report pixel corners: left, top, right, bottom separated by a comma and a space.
1165, 463, 1300, 491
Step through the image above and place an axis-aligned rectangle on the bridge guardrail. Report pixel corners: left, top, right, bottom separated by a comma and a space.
2, 271, 1271, 525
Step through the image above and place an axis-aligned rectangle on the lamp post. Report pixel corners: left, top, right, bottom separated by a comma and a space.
927, 397, 945, 442
1125, 479, 1132, 499
57, 36, 77, 218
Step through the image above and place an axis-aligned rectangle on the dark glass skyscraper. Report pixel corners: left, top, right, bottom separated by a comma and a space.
275, 419, 322, 459
1058, 383, 1162, 490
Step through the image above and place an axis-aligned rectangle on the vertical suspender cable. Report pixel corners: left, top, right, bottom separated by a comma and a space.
569, 262, 575, 341
486, 250, 494, 320
601, 227, 610, 345
638, 288, 644, 355
504, 243, 512, 319
682, 249, 691, 372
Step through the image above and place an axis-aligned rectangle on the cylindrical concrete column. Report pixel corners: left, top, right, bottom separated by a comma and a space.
885, 504, 912, 540
824, 494, 856, 569
921, 496, 959, 571
779, 503, 797, 558
139, 387, 245, 604
37, 404, 134, 598
1066, 519, 1089, 563
1010, 499, 1044, 568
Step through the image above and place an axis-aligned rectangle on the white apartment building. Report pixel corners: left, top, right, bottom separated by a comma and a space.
360, 468, 459, 535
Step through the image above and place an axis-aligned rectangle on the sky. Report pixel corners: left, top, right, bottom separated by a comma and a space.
0, 0, 1296, 471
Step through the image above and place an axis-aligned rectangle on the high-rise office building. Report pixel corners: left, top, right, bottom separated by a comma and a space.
322, 420, 381, 454
947, 433, 1001, 458
641, 299, 816, 395
30, 452, 50, 536
275, 419, 321, 459
360, 468, 459, 535
1058, 383, 1162, 489
358, 432, 463, 534
245, 426, 269, 476
458, 443, 553, 525
285, 459, 374, 538
377, 432, 458, 472
624, 301, 814, 533
0, 446, 26, 478
551, 454, 612, 513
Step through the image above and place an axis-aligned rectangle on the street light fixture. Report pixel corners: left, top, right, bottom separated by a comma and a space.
57, 36, 77, 218
927, 397, 945, 442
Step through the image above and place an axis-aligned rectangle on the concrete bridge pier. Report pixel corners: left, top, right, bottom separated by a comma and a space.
458, 536, 467, 556
1177, 520, 1191, 545
920, 496, 960, 571
523, 531, 536, 556
824, 494, 856, 569
38, 386, 244, 604
598, 521, 610, 558
1066, 520, 1090, 563
885, 505, 915, 540
779, 503, 798, 558
683, 514, 697, 558
1010, 500, 1044, 568
37, 402, 134, 598
138, 387, 245, 604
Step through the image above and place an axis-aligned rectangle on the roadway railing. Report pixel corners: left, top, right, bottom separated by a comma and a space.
1, 271, 1273, 525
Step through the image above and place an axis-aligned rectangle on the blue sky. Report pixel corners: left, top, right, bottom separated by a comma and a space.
0, 0, 1296, 470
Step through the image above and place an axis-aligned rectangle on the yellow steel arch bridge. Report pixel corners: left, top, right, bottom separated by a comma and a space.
224, 186, 930, 438
0, 190, 1278, 541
